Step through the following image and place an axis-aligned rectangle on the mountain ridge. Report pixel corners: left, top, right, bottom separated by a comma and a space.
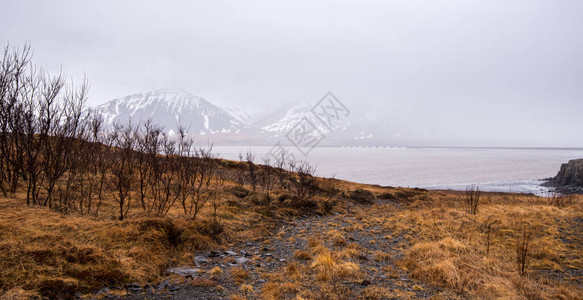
92, 89, 418, 146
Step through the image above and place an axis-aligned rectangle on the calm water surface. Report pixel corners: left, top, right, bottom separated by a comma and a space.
213, 146, 583, 195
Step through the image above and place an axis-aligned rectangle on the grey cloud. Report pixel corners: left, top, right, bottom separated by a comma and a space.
1, 0, 582, 146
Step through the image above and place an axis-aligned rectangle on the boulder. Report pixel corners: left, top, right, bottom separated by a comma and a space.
167, 267, 201, 278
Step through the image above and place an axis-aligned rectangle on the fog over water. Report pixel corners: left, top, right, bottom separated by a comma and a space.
1, 1, 582, 147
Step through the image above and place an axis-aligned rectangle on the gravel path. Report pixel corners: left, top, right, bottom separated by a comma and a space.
98, 200, 443, 299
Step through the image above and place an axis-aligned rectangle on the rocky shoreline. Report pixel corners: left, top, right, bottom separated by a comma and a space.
543, 159, 583, 194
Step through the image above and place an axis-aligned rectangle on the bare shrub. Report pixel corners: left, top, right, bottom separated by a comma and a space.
230, 185, 249, 199
0, 44, 32, 196
107, 122, 137, 220
288, 161, 319, 208
148, 133, 179, 216
235, 153, 246, 187
136, 119, 163, 211
516, 225, 532, 276
0, 43, 96, 211
348, 189, 375, 204
260, 156, 275, 197
319, 197, 336, 214
209, 171, 226, 235
274, 150, 291, 189
43, 80, 89, 210
547, 193, 576, 208
175, 124, 194, 215
463, 185, 481, 215
182, 146, 215, 220
74, 113, 106, 215
245, 150, 258, 191
483, 216, 499, 257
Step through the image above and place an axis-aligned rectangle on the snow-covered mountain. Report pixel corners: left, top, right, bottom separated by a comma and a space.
93, 89, 441, 146
256, 103, 350, 136
94, 89, 245, 135
252, 102, 440, 146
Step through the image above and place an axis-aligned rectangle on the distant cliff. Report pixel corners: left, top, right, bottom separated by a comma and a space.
546, 159, 583, 194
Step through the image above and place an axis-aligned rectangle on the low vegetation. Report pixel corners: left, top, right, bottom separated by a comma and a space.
394, 192, 583, 299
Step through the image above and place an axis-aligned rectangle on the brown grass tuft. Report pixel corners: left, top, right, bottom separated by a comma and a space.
231, 267, 250, 281
294, 250, 312, 260
190, 278, 218, 287
261, 282, 299, 300
372, 251, 391, 262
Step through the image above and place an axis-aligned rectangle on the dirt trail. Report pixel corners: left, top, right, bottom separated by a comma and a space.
108, 200, 443, 299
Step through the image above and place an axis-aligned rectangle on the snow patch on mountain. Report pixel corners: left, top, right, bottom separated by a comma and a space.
224, 107, 260, 126
256, 102, 350, 136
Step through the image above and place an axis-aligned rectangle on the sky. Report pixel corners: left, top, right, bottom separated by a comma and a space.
1, 0, 582, 147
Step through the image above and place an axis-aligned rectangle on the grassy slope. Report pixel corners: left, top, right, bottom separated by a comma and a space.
0, 165, 582, 299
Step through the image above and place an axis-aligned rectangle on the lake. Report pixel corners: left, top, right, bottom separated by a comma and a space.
213, 146, 583, 195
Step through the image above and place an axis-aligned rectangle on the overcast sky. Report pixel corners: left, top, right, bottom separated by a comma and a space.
1, 0, 582, 146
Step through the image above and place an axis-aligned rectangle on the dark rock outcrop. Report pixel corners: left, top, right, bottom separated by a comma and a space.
545, 159, 583, 194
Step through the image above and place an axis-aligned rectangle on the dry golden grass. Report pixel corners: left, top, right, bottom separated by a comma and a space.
190, 277, 218, 287
293, 250, 312, 260
254, 189, 582, 299
208, 266, 223, 280
238, 184, 583, 300
231, 267, 250, 281
0, 198, 175, 296
228, 295, 247, 300
309, 247, 362, 282
328, 229, 347, 247
0, 155, 363, 298
0, 179, 328, 297
1, 159, 582, 300
336, 243, 362, 260
379, 192, 583, 299
358, 286, 393, 300
261, 281, 299, 300
372, 251, 391, 262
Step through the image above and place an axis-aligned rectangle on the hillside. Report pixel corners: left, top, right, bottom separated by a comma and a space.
0, 152, 582, 299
